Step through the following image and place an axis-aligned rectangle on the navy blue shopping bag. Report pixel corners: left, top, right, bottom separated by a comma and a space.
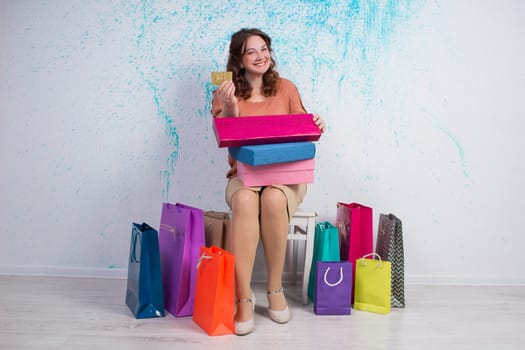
125, 222, 165, 319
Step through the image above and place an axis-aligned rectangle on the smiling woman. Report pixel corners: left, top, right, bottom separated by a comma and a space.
238, 35, 274, 103
213, 28, 279, 113
210, 28, 326, 336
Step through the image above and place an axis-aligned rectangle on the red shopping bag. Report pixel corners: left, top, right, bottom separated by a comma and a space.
193, 246, 235, 336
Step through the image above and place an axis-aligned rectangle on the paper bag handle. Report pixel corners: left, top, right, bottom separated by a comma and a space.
130, 229, 140, 263
323, 266, 344, 287
359, 252, 383, 268
195, 252, 212, 269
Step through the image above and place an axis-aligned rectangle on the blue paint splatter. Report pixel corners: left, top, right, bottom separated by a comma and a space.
337, 0, 424, 98
128, 1, 180, 200
431, 120, 470, 180
123, 0, 433, 199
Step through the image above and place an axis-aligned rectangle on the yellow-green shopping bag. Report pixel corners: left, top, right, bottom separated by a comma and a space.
353, 253, 391, 314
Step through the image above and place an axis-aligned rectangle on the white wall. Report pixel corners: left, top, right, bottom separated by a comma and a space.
1, 0, 524, 284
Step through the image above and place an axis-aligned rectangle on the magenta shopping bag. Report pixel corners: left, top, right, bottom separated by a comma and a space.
336, 202, 373, 302
159, 202, 205, 317
314, 261, 352, 315
336, 202, 373, 262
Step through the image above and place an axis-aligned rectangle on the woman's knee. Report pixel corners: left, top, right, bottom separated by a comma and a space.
231, 189, 259, 214
260, 187, 287, 213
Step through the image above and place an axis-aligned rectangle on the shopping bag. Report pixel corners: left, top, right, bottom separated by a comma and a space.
308, 222, 341, 301
203, 211, 231, 251
213, 113, 321, 147
229, 141, 316, 166
335, 203, 351, 260
353, 253, 392, 314
314, 261, 352, 315
336, 202, 373, 262
237, 158, 315, 186
375, 213, 405, 307
193, 246, 235, 336
158, 202, 205, 317
125, 222, 165, 319
336, 202, 373, 302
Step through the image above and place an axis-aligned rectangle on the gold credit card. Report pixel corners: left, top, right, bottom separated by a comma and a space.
211, 71, 233, 85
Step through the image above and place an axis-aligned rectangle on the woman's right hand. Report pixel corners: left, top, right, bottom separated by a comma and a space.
216, 80, 239, 116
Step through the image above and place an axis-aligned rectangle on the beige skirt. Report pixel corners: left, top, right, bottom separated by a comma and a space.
225, 177, 307, 222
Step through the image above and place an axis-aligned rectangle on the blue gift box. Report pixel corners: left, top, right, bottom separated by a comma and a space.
229, 142, 315, 166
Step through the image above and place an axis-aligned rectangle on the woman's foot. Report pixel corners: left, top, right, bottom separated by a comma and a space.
267, 287, 290, 324
234, 291, 256, 335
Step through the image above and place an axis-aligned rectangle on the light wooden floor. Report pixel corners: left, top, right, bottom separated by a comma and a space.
1, 275, 524, 350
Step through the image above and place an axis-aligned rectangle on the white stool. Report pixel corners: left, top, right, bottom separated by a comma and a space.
288, 208, 317, 305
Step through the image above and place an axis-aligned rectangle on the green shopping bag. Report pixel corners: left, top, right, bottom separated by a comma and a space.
308, 222, 340, 301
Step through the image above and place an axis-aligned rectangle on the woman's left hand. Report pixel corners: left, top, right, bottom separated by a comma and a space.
313, 114, 326, 133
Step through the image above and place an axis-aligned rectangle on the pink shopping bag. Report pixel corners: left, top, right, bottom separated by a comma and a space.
336, 202, 373, 302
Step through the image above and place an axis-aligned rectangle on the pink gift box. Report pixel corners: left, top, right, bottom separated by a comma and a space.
237, 158, 315, 186
213, 114, 321, 147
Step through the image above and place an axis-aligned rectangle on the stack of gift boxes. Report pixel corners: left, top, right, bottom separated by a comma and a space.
213, 113, 322, 186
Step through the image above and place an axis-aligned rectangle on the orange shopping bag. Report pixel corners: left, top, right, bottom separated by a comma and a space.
192, 246, 235, 336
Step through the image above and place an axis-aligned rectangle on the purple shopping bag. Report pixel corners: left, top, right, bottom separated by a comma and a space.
314, 261, 352, 315
159, 202, 205, 317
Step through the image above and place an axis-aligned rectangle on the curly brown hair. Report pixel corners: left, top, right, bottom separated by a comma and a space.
226, 28, 280, 100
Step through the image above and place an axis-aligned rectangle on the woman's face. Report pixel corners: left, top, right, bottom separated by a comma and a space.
241, 35, 271, 77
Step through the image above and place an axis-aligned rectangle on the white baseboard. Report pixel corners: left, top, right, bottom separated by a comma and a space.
406, 274, 525, 286
1, 264, 524, 286
0, 264, 128, 279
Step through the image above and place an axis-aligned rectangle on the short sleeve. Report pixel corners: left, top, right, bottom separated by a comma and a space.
284, 79, 307, 114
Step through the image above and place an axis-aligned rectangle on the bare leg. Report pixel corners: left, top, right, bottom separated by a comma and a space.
230, 189, 260, 322
259, 187, 289, 311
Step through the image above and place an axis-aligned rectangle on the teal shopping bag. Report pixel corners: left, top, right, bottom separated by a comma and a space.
125, 222, 166, 319
308, 222, 341, 301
